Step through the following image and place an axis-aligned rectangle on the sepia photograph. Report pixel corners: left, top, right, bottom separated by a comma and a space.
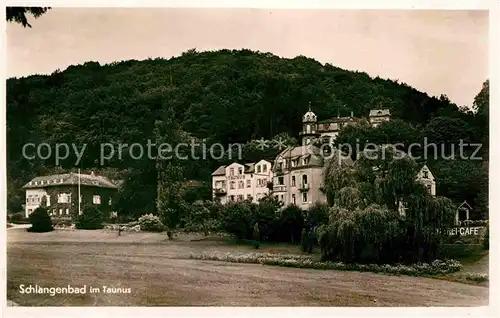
2, 2, 493, 314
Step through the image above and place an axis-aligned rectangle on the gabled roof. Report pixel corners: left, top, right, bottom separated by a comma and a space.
23, 173, 118, 189
211, 165, 226, 176
369, 109, 391, 117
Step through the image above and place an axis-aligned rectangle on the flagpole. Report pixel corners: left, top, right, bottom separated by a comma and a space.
78, 169, 81, 215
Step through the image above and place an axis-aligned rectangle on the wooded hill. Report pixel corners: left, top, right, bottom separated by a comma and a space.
6, 49, 488, 218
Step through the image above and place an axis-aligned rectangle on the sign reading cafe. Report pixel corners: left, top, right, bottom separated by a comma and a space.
447, 227, 482, 236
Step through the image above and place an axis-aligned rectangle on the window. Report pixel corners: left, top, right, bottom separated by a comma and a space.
291, 176, 296, 187
237, 195, 244, 201
60, 178, 64, 183
52, 209, 55, 216
247, 180, 251, 188
238, 168, 243, 175
230, 195, 235, 202
263, 165, 267, 172
257, 165, 261, 173
302, 157, 310, 165
58, 193, 70, 203
278, 176, 284, 185
46, 195, 51, 207
427, 185, 432, 193
306, 138, 310, 145
230, 181, 235, 189
302, 174, 308, 186
302, 193, 308, 203
292, 194, 296, 205
65, 208, 69, 215
280, 195, 284, 201
247, 194, 252, 200
277, 162, 283, 170
41, 180, 44, 185
93, 195, 101, 205
423, 171, 429, 179
34, 181, 38, 185
59, 209, 63, 215
306, 124, 311, 133
108, 198, 112, 206
230, 168, 234, 176
238, 181, 244, 189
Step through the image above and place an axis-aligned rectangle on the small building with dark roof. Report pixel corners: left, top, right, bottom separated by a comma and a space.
22, 172, 118, 218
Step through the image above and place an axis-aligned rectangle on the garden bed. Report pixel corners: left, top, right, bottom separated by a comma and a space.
187, 251, 463, 277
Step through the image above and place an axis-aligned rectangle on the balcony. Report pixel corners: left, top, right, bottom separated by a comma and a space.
299, 183, 310, 192
214, 188, 227, 196
273, 185, 287, 192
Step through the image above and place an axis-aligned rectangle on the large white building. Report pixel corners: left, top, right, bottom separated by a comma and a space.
211, 160, 274, 204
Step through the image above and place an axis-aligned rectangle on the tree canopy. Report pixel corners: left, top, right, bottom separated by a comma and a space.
6, 7, 50, 27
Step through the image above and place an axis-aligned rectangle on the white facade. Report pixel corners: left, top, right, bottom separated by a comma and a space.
212, 160, 274, 204
25, 188, 50, 218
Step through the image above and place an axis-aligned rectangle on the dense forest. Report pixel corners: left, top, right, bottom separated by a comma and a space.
6, 49, 488, 218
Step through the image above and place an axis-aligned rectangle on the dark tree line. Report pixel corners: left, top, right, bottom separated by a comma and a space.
6, 49, 488, 219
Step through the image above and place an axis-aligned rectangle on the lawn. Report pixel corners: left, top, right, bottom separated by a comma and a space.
7, 228, 489, 306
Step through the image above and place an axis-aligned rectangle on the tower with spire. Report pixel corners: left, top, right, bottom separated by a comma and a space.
300, 102, 320, 146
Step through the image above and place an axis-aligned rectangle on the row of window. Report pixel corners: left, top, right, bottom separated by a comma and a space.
30, 179, 64, 186
275, 193, 308, 204
276, 175, 308, 186
276, 157, 310, 170
228, 179, 269, 190
228, 164, 269, 176
229, 194, 252, 202
26, 194, 111, 205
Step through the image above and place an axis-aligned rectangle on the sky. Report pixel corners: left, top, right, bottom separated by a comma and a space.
6, 8, 488, 107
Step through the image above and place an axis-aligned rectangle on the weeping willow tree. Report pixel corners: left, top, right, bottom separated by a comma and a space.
320, 146, 457, 263
322, 149, 356, 204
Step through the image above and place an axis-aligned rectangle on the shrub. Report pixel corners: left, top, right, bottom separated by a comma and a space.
463, 272, 488, 283
27, 207, 53, 232
219, 201, 256, 239
305, 202, 329, 227
75, 205, 104, 230
10, 212, 30, 224
138, 214, 165, 232
51, 216, 73, 227
278, 204, 304, 243
183, 200, 219, 235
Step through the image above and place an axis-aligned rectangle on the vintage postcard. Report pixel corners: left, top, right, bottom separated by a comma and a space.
2, 1, 495, 317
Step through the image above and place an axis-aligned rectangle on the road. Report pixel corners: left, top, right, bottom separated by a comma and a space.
7, 228, 489, 306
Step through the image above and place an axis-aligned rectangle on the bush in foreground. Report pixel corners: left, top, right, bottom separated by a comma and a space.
51, 216, 73, 228
187, 251, 462, 276
138, 214, 165, 232
10, 212, 30, 224
463, 272, 488, 283
27, 207, 53, 232
75, 206, 104, 230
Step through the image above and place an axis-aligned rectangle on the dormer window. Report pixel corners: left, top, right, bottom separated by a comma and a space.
423, 171, 428, 179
